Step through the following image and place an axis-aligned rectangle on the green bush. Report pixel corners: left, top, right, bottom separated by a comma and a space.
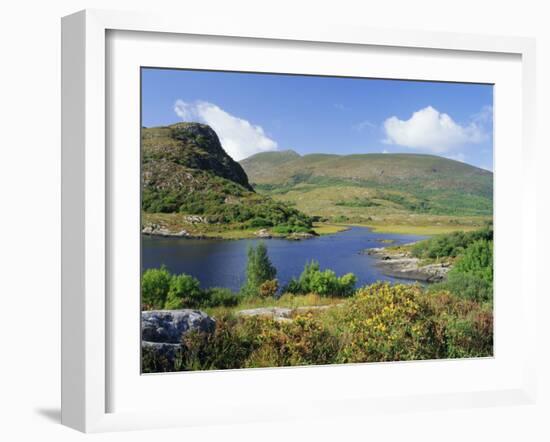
285, 261, 356, 297
142, 268, 241, 310
437, 272, 492, 303
165, 273, 204, 309
411, 225, 493, 260
205, 287, 240, 307
271, 224, 312, 234
247, 217, 273, 228
431, 238, 493, 302
453, 239, 493, 279
141, 266, 171, 309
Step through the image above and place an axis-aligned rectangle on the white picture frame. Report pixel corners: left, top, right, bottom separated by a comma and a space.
61, 9, 538, 433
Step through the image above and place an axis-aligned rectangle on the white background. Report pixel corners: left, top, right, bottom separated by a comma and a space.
108, 30, 524, 415
0, 0, 548, 441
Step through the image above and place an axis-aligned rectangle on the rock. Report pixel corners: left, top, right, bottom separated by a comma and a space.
141, 224, 195, 238
255, 229, 272, 238
374, 255, 451, 282
236, 304, 340, 322
141, 341, 181, 365
184, 215, 207, 224
142, 309, 216, 344
237, 307, 292, 321
287, 232, 316, 240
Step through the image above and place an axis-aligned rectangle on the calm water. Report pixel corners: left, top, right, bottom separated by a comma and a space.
141, 226, 427, 292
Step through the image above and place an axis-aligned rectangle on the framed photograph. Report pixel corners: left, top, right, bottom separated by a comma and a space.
61, 9, 537, 432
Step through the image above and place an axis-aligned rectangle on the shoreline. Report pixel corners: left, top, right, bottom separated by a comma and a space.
141, 222, 349, 241
366, 246, 451, 283
141, 227, 320, 241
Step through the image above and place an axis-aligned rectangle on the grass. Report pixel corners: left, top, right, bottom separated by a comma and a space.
203, 292, 344, 318
361, 222, 484, 235
312, 223, 349, 235
259, 183, 492, 236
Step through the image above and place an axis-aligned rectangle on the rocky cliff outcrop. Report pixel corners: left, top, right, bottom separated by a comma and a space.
142, 122, 252, 193
141, 309, 216, 367
142, 309, 216, 343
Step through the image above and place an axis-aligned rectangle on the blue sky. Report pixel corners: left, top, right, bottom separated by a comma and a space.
142, 68, 493, 170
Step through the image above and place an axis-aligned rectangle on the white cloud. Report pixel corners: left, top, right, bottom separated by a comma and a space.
382, 149, 389, 154
174, 100, 278, 160
472, 105, 493, 124
382, 106, 486, 153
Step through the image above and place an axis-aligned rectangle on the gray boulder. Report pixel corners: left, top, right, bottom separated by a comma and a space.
141, 341, 181, 364
142, 309, 216, 344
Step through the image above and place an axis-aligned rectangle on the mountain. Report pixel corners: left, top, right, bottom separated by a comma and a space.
240, 151, 493, 218
143, 122, 252, 191
141, 123, 312, 234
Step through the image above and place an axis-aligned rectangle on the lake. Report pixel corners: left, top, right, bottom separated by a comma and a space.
141, 226, 427, 292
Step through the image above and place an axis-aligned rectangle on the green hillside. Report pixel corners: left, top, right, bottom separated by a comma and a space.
141, 123, 313, 237
240, 151, 493, 233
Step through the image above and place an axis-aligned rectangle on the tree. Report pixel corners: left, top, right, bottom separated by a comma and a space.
241, 242, 277, 297
141, 266, 172, 309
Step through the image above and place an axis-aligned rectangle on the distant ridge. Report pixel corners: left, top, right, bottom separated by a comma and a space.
240, 150, 493, 217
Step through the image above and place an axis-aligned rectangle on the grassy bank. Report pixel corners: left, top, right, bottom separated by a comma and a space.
143, 213, 353, 239
359, 221, 484, 235
312, 223, 349, 235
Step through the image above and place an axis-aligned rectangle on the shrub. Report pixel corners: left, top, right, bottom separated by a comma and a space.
181, 315, 261, 370
336, 283, 444, 362
205, 287, 239, 307
245, 314, 339, 367
142, 282, 493, 373
285, 261, 356, 297
259, 279, 279, 298
453, 239, 493, 281
432, 239, 493, 302
248, 217, 273, 228
335, 282, 493, 363
142, 267, 242, 310
141, 266, 171, 309
444, 308, 493, 358
411, 225, 493, 260
437, 272, 492, 303
180, 313, 339, 370
241, 242, 277, 297
164, 273, 204, 309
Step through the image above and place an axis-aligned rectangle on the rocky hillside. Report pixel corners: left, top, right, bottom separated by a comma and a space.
141, 123, 313, 235
143, 122, 252, 191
